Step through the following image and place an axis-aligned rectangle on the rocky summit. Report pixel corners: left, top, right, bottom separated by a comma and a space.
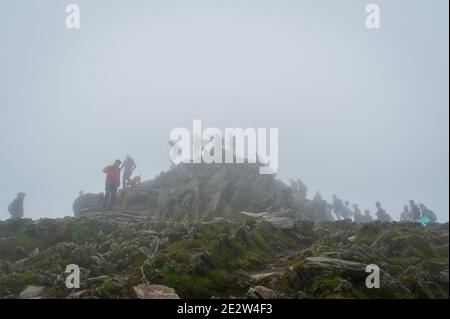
0, 163, 448, 299
74, 162, 334, 222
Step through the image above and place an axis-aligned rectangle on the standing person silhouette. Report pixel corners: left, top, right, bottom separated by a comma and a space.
121, 155, 136, 189
103, 160, 121, 210
8, 192, 26, 220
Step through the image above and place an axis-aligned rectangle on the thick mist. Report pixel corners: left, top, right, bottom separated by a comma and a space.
0, 0, 448, 221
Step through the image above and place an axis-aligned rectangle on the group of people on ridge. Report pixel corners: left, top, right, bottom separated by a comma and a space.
400, 200, 437, 224
330, 194, 378, 223
330, 194, 437, 224
5, 159, 439, 224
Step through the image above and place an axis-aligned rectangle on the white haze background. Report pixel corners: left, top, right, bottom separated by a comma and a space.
0, 0, 448, 221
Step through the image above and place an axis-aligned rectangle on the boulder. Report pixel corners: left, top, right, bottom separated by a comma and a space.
247, 286, 278, 299
250, 272, 283, 282
263, 217, 295, 230
238, 211, 295, 230
67, 290, 88, 299
292, 256, 410, 296
133, 284, 180, 299
297, 257, 367, 280
19, 285, 45, 299
73, 193, 103, 217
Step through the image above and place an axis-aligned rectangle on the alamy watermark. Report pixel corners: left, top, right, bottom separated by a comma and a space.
365, 264, 380, 289
169, 120, 278, 174
366, 4, 381, 29
63, 4, 381, 30
65, 264, 80, 289
65, 4, 80, 29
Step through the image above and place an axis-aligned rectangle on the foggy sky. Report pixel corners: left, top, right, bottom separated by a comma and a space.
0, 0, 448, 221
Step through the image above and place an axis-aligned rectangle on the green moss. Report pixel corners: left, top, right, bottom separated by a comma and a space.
0, 216, 447, 299
0, 271, 40, 295
139, 220, 303, 298
355, 223, 384, 244
96, 279, 125, 299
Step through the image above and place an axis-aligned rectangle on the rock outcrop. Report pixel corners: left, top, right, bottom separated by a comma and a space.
238, 212, 295, 230
247, 286, 278, 299
74, 163, 334, 222
133, 284, 180, 299
19, 285, 45, 299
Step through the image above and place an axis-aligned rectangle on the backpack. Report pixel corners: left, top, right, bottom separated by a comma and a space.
424, 209, 437, 223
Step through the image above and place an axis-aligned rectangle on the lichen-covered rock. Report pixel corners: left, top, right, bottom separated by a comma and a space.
247, 286, 278, 299
19, 285, 45, 299
133, 284, 180, 299
238, 212, 295, 230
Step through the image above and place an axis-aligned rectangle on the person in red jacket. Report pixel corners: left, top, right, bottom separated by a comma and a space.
103, 160, 121, 210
